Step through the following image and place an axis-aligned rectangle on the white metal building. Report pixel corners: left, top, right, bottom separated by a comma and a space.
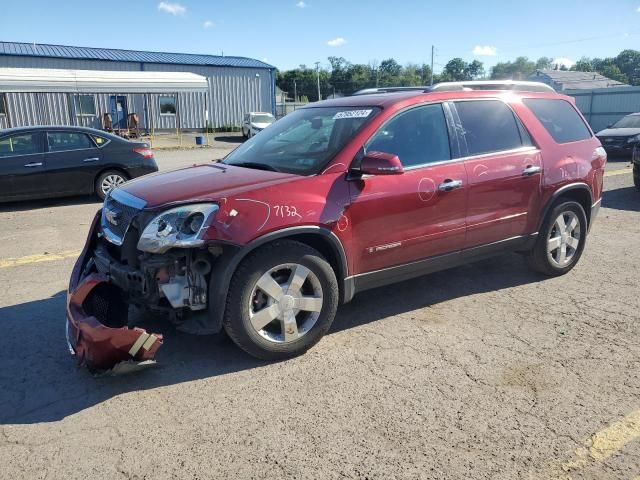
0, 41, 276, 130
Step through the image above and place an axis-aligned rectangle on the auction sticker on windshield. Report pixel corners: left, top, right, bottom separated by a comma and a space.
333, 109, 373, 120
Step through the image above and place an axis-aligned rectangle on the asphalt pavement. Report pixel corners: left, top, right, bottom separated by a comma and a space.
0, 150, 638, 480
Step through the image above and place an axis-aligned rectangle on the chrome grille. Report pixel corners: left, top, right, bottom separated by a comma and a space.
101, 189, 147, 246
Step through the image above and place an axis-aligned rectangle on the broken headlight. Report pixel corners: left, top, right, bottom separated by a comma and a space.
137, 203, 219, 254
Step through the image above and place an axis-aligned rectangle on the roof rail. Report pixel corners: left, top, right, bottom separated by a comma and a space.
426, 80, 555, 93
351, 86, 430, 96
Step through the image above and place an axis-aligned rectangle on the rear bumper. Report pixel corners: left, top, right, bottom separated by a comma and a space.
66, 212, 162, 372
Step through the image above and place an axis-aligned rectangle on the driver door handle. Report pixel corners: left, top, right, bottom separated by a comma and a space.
23, 162, 43, 168
522, 165, 541, 176
83, 157, 99, 163
438, 179, 463, 192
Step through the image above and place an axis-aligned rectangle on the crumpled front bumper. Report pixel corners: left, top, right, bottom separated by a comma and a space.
66, 211, 163, 373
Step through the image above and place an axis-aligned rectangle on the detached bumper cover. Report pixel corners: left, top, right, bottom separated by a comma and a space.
66, 211, 163, 372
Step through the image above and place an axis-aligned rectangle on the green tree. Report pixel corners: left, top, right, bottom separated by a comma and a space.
490, 56, 536, 80
535, 57, 552, 70
615, 50, 640, 85
441, 58, 467, 81
466, 60, 485, 80
378, 58, 402, 86
571, 57, 593, 72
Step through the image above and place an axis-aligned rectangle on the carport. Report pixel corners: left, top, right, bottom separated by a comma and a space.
0, 67, 210, 135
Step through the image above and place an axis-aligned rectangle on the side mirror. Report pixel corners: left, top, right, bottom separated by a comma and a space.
606, 124, 613, 128
359, 151, 404, 175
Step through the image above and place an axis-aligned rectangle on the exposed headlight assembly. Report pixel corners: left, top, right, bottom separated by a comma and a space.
627, 134, 640, 144
137, 203, 219, 253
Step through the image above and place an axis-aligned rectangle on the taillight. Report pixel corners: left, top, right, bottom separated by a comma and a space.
133, 147, 154, 159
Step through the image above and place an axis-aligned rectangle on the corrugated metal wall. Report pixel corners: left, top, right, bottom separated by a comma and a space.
567, 86, 640, 132
0, 56, 275, 129
1, 91, 206, 130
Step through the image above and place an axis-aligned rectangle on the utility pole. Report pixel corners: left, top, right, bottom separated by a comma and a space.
315, 61, 321, 101
293, 78, 297, 110
430, 45, 435, 86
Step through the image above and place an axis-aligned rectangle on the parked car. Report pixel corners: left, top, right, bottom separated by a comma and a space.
595, 113, 640, 157
242, 112, 275, 138
67, 81, 606, 371
0, 126, 158, 202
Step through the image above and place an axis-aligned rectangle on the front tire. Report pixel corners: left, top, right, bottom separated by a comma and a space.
223, 240, 339, 360
526, 200, 588, 276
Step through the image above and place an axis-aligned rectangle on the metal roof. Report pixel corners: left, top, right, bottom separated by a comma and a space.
0, 67, 209, 93
0, 41, 274, 70
529, 69, 627, 90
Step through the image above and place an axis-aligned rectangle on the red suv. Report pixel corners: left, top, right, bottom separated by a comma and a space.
67, 81, 606, 371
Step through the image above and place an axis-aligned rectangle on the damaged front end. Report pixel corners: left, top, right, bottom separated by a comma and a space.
67, 189, 231, 373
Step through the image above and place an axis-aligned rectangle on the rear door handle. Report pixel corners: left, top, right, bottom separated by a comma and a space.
438, 179, 463, 192
522, 165, 541, 176
23, 162, 43, 168
83, 157, 99, 163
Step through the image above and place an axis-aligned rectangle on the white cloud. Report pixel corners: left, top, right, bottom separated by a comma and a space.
203, 20, 214, 28
296, 1, 307, 7
473, 45, 497, 56
637, 6, 640, 11
158, 2, 186, 16
327, 37, 346, 47
551, 57, 575, 69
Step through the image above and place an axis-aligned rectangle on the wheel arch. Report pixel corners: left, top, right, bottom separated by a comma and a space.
538, 183, 593, 231
204, 226, 352, 334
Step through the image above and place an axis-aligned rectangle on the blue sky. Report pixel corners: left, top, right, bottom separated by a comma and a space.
2, 0, 640, 72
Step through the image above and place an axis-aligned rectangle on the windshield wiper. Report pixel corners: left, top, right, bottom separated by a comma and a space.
228, 161, 281, 172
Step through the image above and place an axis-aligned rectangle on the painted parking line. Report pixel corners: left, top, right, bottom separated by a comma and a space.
0, 250, 80, 269
561, 409, 640, 474
604, 168, 631, 177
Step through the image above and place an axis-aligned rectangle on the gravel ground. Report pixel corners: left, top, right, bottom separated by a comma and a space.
0, 152, 638, 480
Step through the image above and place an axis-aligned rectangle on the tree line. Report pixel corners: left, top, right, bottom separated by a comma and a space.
276, 49, 640, 101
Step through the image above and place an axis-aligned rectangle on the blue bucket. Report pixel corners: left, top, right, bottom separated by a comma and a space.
195, 135, 204, 145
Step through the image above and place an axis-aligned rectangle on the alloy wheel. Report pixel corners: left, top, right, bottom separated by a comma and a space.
101, 174, 125, 196
547, 210, 581, 268
249, 263, 323, 343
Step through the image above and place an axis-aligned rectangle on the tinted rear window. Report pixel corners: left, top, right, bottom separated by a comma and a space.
455, 100, 525, 156
523, 98, 592, 144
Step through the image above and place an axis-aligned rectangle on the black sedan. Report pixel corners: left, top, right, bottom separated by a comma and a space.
0, 126, 158, 202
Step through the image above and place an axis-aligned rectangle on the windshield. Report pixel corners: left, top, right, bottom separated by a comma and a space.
612, 115, 640, 129
224, 106, 380, 175
251, 115, 275, 124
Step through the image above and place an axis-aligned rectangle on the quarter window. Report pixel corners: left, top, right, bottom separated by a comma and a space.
74, 95, 96, 116
523, 98, 592, 144
47, 132, 94, 152
455, 100, 525, 156
367, 104, 451, 167
0, 133, 41, 157
159, 96, 177, 115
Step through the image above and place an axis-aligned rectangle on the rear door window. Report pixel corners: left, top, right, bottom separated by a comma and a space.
0, 133, 42, 157
47, 132, 94, 152
455, 100, 525, 156
523, 98, 592, 144
367, 103, 451, 168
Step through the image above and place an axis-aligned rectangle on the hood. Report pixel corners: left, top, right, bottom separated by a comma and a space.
596, 127, 640, 137
120, 163, 296, 208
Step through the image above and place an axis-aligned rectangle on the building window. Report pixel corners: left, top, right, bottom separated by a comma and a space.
159, 96, 177, 115
0, 94, 6, 116
74, 94, 96, 116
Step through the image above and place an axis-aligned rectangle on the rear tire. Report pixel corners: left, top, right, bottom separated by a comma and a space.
95, 170, 128, 200
223, 240, 339, 360
526, 200, 588, 276
634, 172, 640, 191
